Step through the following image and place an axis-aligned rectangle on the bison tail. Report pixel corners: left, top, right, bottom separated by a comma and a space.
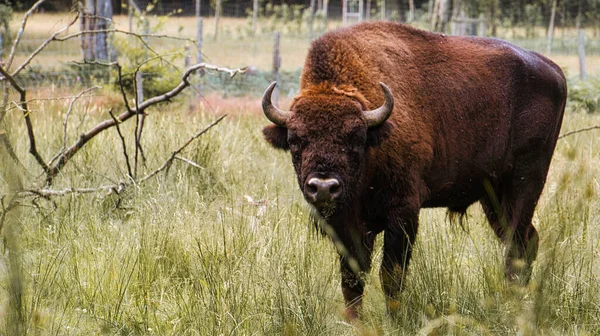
446, 206, 469, 232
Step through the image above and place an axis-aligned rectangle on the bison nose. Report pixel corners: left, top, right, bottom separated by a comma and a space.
305, 177, 342, 203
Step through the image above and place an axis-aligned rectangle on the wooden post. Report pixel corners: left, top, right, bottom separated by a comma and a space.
408, 0, 415, 22
343, 0, 347, 26
578, 29, 586, 80
323, 0, 329, 31
197, 0, 203, 65
272, 32, 281, 107
478, 13, 486, 36
309, 0, 316, 39
366, 0, 371, 21
214, 0, 221, 41
546, 0, 557, 55
252, 0, 258, 35
196, 0, 204, 99
80, 0, 95, 61
95, 0, 113, 61
136, 19, 148, 104
380, 0, 385, 20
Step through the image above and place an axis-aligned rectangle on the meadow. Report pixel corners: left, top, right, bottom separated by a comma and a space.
1, 10, 600, 335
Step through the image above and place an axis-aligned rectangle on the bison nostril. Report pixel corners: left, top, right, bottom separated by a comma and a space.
306, 183, 318, 194
330, 184, 340, 195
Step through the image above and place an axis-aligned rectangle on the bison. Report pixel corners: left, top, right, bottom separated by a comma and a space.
261, 22, 567, 318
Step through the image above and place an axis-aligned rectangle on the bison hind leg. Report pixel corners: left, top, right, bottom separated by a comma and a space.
480, 175, 543, 285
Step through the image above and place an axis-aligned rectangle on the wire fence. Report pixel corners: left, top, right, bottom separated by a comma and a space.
4, 0, 600, 94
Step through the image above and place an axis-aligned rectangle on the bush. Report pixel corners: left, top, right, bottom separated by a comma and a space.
568, 77, 600, 113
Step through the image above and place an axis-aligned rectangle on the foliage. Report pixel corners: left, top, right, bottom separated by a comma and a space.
111, 2, 185, 99
568, 77, 600, 113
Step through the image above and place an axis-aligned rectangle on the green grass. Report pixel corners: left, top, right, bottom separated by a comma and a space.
1, 84, 599, 334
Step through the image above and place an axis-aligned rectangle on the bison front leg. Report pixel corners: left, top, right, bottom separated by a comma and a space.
380, 208, 419, 316
336, 227, 376, 320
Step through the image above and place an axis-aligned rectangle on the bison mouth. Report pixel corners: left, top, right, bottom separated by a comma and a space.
312, 200, 338, 219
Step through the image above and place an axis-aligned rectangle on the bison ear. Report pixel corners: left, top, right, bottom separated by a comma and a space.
263, 124, 289, 150
366, 121, 394, 147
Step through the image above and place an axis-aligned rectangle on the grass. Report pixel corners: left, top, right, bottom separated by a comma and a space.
0, 83, 599, 334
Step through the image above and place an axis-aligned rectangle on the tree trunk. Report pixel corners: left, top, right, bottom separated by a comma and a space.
95, 0, 113, 61
80, 0, 95, 61
408, 0, 414, 22
80, 0, 113, 62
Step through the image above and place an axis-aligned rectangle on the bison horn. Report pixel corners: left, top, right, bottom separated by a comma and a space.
262, 82, 291, 127
363, 83, 394, 127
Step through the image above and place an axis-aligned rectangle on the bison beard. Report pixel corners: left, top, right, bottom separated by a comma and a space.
261, 22, 567, 319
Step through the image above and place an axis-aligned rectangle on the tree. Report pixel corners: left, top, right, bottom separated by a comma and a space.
80, 0, 114, 62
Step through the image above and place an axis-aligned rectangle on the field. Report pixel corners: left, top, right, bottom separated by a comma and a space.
1, 10, 600, 335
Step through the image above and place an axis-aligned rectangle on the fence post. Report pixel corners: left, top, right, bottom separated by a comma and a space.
252, 0, 258, 35
546, 0, 557, 55
478, 13, 486, 36
196, 0, 204, 97
578, 29, 586, 80
309, 0, 316, 40
272, 31, 281, 107
214, 0, 221, 41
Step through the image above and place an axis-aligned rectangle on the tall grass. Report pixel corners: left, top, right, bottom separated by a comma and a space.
0, 89, 599, 334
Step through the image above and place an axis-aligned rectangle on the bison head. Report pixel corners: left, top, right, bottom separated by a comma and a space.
262, 82, 394, 217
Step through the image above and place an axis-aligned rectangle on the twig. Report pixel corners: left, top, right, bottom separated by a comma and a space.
5, 0, 47, 71
133, 68, 142, 178
108, 109, 133, 179
49, 85, 101, 166
2, 93, 99, 113
174, 156, 204, 170
11, 13, 79, 77
0, 66, 48, 174
57, 29, 197, 44
44, 63, 244, 185
140, 114, 226, 183
558, 125, 600, 139
20, 116, 226, 198
136, 112, 148, 171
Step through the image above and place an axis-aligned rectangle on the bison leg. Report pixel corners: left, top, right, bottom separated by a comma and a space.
481, 171, 545, 285
337, 227, 376, 319
380, 208, 419, 315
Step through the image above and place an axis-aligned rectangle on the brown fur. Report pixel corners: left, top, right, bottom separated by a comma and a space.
262, 22, 567, 317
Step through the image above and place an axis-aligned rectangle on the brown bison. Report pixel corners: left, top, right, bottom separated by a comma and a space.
261, 22, 566, 318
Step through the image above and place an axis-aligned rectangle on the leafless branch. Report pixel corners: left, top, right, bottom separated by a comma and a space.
48, 86, 101, 166
140, 115, 227, 183
3, 93, 100, 113
6, 0, 47, 70
21, 115, 226, 198
108, 109, 133, 179
11, 13, 80, 77
57, 29, 197, 44
44, 63, 244, 185
133, 69, 143, 178
0, 66, 48, 174
174, 156, 204, 170
558, 125, 600, 139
